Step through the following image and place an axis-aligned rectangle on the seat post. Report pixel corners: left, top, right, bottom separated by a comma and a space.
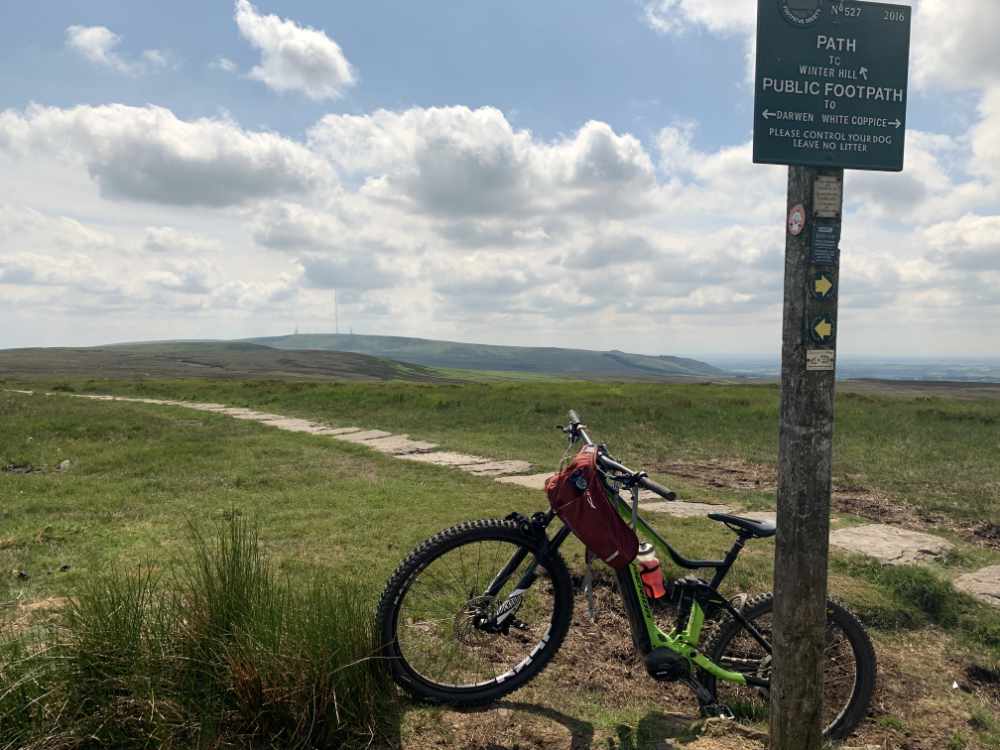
709, 534, 749, 589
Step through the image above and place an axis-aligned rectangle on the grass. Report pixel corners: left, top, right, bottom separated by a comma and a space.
23, 377, 1000, 525
1, 517, 396, 750
833, 556, 1000, 655
244, 333, 724, 378
1, 384, 999, 749
0, 343, 446, 382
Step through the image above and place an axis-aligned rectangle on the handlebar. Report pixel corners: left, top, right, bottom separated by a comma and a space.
637, 476, 677, 502
564, 409, 677, 502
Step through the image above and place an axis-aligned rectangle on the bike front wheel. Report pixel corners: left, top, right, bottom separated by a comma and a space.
703, 593, 876, 740
375, 518, 573, 706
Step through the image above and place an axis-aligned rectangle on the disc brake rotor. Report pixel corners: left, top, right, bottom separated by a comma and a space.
453, 596, 496, 646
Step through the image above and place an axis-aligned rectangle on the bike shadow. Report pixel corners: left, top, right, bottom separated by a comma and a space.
401, 700, 699, 750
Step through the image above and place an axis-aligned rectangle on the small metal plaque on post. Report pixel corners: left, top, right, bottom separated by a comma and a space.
811, 219, 841, 265
806, 349, 836, 371
814, 174, 842, 217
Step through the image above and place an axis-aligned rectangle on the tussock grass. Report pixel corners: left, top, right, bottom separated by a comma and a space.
0, 518, 397, 750
833, 557, 1000, 657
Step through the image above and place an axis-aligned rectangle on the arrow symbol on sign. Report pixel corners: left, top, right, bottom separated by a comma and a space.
815, 275, 834, 297
763, 110, 776, 120
814, 319, 834, 341
859, 67, 869, 80
891, 119, 902, 129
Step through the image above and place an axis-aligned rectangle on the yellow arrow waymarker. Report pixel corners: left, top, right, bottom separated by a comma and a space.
815, 275, 833, 296
815, 319, 833, 340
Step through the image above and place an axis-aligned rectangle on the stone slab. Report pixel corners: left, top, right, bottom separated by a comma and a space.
740, 511, 777, 524
333, 430, 394, 443
463, 460, 534, 477
495, 473, 554, 490
399, 451, 492, 467
6, 389, 35, 395
829, 524, 953, 565
629, 489, 664, 503
642, 501, 733, 518
955, 565, 1000, 608
245, 413, 295, 422
219, 408, 268, 418
268, 418, 350, 435
182, 403, 230, 411
361, 435, 439, 455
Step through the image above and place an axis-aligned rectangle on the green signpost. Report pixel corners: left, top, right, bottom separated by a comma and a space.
753, 2, 911, 749
754, 0, 911, 171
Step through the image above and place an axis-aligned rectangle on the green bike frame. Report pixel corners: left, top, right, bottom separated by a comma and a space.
622, 558, 746, 684
608, 495, 769, 686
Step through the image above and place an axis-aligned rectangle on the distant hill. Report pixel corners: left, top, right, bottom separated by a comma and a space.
0, 341, 442, 382
245, 334, 726, 380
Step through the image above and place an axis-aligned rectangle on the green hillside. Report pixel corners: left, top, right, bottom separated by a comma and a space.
0, 341, 442, 382
246, 333, 726, 380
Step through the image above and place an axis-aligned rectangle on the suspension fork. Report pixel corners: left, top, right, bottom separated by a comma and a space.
483, 518, 572, 625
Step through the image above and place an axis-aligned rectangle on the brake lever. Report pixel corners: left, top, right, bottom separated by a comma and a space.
619, 471, 648, 489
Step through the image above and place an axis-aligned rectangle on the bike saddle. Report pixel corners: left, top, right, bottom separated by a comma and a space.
707, 513, 777, 539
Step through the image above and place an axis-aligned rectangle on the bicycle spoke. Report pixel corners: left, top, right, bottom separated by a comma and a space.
711, 603, 864, 735
395, 537, 557, 690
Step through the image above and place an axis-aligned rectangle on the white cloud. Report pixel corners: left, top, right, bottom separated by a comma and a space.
970, 86, 1000, 177
923, 214, 1000, 270
309, 107, 655, 219
298, 252, 399, 290
0, 104, 332, 207
911, 0, 1000, 91
2, 73, 999, 355
641, 0, 754, 35
212, 275, 300, 309
143, 227, 222, 255
144, 258, 217, 294
252, 202, 350, 251
0, 203, 116, 255
65, 25, 170, 76
234, 0, 356, 100
212, 56, 239, 73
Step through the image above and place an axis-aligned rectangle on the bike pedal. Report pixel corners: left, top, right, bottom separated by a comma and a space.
701, 703, 735, 720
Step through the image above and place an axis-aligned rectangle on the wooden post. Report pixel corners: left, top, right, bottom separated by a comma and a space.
769, 165, 843, 750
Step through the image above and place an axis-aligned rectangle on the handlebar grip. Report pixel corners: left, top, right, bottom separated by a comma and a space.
568, 409, 581, 425
596, 454, 626, 473
639, 477, 677, 501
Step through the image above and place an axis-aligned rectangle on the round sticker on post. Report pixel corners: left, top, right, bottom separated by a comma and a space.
788, 204, 806, 236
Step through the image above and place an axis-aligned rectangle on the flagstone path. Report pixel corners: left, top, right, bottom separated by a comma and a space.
830, 524, 954, 565
6, 389, 998, 608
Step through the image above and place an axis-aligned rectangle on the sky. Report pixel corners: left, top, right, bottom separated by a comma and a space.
0, 0, 998, 358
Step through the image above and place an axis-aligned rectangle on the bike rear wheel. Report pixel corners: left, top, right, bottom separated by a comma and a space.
375, 518, 573, 706
703, 593, 876, 740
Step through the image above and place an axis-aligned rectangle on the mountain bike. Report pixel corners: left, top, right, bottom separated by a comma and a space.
375, 410, 876, 739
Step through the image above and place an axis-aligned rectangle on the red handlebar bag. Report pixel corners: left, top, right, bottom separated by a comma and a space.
545, 445, 639, 570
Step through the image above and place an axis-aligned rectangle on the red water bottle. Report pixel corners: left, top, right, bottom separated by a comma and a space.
636, 543, 667, 599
